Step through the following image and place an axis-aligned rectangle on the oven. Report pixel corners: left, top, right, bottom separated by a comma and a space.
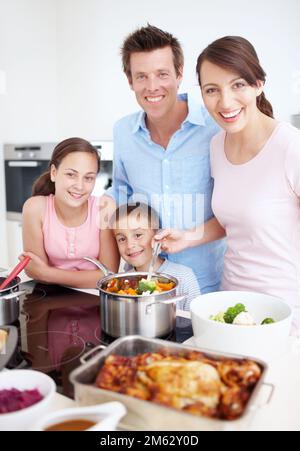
4, 143, 54, 221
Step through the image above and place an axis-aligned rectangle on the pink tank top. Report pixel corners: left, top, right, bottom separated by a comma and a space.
43, 194, 100, 271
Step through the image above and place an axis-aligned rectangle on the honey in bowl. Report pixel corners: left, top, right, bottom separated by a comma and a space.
45, 419, 96, 431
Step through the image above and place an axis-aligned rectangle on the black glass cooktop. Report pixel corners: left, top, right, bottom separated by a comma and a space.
7, 280, 193, 399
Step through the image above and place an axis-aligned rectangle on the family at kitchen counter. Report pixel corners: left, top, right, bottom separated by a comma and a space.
20, 25, 300, 333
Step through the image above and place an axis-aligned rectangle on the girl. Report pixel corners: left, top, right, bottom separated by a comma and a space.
155, 36, 300, 332
21, 137, 119, 288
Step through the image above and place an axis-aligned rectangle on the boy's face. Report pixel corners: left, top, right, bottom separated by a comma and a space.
113, 214, 155, 271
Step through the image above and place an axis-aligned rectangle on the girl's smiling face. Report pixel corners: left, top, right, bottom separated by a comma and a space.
200, 60, 263, 134
51, 151, 98, 207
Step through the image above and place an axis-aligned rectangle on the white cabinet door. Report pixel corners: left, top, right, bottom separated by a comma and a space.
6, 220, 23, 267
0, 220, 8, 269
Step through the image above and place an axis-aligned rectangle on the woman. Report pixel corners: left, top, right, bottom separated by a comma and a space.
21, 137, 119, 288
155, 36, 300, 332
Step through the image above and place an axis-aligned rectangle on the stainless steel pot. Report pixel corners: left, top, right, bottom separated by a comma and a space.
0, 276, 26, 326
84, 257, 186, 338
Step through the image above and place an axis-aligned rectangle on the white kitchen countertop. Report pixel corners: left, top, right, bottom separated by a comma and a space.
11, 273, 300, 430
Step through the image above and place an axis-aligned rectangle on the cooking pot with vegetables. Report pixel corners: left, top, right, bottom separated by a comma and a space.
84, 257, 186, 338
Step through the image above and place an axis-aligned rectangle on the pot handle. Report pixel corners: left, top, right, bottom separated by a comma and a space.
80, 344, 107, 365
146, 294, 187, 314
250, 382, 275, 410
83, 256, 114, 277
0, 290, 27, 301
259, 382, 275, 406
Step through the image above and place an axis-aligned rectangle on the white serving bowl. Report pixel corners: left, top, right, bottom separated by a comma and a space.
0, 370, 56, 431
33, 402, 127, 431
190, 291, 292, 361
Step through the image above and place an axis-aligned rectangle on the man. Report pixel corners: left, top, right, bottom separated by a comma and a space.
106, 24, 225, 293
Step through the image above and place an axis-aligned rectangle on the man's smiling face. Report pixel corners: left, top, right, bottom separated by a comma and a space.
128, 46, 182, 121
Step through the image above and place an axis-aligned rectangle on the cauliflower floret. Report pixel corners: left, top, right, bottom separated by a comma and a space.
233, 311, 256, 326
209, 312, 225, 323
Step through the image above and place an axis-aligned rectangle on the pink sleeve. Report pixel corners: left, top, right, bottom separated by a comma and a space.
210, 133, 222, 179
285, 134, 300, 196
210, 143, 214, 179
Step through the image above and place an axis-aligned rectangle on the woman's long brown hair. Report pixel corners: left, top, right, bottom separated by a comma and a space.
196, 36, 274, 118
32, 137, 101, 196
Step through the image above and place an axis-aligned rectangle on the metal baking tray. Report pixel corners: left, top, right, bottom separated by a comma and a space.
70, 335, 271, 431
0, 326, 18, 371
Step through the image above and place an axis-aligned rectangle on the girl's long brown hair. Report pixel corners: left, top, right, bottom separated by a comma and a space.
196, 36, 274, 118
32, 137, 101, 196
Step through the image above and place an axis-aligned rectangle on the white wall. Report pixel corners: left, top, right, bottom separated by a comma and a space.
0, 0, 57, 143
0, 0, 299, 143
56, 0, 132, 140
56, 0, 300, 140
0, 0, 299, 142
0, 0, 300, 142
0, 0, 57, 267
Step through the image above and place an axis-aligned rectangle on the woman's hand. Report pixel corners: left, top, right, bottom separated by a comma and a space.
19, 251, 53, 282
153, 229, 192, 254
154, 219, 226, 253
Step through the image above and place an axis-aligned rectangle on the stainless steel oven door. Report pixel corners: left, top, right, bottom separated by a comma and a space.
5, 160, 49, 217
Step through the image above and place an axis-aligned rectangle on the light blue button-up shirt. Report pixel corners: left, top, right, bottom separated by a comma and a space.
107, 93, 226, 293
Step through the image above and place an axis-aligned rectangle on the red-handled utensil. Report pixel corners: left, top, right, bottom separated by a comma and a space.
0, 256, 31, 291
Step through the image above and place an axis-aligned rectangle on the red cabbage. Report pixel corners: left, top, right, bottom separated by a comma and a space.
0, 388, 43, 414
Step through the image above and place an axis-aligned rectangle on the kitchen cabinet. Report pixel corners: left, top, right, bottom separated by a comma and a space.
6, 220, 23, 267
0, 219, 8, 268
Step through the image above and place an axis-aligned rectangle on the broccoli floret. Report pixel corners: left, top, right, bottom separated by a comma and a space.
138, 279, 157, 295
224, 303, 246, 324
261, 318, 275, 325
209, 312, 226, 323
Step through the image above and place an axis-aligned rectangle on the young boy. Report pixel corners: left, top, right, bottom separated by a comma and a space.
110, 203, 200, 311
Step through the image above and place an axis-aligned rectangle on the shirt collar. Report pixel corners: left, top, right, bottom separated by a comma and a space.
131, 92, 206, 134
132, 111, 147, 134
181, 93, 206, 126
